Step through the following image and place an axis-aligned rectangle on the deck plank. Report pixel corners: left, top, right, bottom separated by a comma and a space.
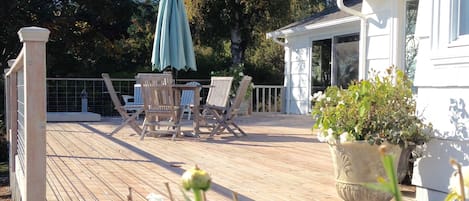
44, 114, 343, 201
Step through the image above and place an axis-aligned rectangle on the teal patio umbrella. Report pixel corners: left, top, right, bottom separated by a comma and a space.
151, 0, 197, 71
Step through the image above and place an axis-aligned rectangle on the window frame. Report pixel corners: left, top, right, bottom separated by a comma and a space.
449, 0, 469, 47
430, 0, 469, 67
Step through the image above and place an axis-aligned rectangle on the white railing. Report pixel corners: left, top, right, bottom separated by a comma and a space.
5, 27, 49, 201
45, 79, 284, 115
252, 85, 284, 113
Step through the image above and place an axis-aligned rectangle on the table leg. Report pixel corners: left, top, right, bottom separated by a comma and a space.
192, 87, 201, 136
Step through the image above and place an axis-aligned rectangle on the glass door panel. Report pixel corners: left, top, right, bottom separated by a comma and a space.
334, 34, 359, 88
311, 39, 332, 95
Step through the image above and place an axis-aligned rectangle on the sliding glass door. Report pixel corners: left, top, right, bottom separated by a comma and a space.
311, 34, 359, 95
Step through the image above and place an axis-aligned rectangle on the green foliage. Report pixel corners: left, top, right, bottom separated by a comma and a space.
2, 0, 328, 83
364, 146, 403, 201
244, 37, 284, 84
312, 67, 433, 146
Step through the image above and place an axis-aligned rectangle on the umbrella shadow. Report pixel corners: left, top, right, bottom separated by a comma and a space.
77, 123, 255, 201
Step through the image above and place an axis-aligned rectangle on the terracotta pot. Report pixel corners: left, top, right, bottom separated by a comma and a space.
329, 141, 402, 201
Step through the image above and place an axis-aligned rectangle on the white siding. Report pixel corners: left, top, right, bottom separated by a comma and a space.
282, 20, 360, 114
413, 0, 469, 200
284, 37, 311, 114
362, 0, 406, 78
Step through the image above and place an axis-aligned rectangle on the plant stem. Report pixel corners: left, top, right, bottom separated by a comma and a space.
194, 189, 203, 201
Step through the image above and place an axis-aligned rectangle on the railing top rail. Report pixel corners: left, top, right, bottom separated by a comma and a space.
253, 85, 283, 88
46, 78, 213, 82
47, 77, 136, 81
5, 48, 24, 77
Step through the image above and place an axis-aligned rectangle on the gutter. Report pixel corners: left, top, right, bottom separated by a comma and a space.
271, 37, 287, 46
337, 0, 366, 19
337, 0, 368, 80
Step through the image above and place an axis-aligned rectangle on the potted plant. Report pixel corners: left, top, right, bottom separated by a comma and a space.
312, 67, 432, 201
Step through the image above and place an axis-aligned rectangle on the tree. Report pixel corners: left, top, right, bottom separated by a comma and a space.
186, 0, 291, 65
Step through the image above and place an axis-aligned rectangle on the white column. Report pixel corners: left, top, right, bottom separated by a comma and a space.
18, 26, 50, 201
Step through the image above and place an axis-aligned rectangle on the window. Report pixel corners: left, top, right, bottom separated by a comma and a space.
451, 0, 469, 43
458, 0, 469, 36
430, 0, 469, 66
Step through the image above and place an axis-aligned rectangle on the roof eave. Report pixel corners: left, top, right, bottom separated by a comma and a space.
266, 16, 361, 39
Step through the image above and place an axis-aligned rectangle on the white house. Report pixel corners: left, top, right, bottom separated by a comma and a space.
268, 0, 469, 200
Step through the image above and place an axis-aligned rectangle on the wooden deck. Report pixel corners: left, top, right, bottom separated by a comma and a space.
44, 114, 412, 201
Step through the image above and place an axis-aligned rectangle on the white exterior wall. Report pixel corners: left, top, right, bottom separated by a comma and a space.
412, 1, 469, 200
284, 37, 311, 114
361, 0, 406, 78
282, 21, 360, 114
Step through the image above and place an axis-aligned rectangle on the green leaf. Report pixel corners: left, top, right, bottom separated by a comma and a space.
444, 191, 461, 201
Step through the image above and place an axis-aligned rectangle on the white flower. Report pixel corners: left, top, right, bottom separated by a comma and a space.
448, 166, 469, 197
239, 72, 244, 76
327, 128, 333, 136
317, 128, 337, 144
146, 193, 164, 201
325, 134, 337, 144
324, 128, 337, 144
313, 91, 324, 101
313, 91, 322, 98
339, 132, 355, 143
326, 97, 331, 102
317, 130, 326, 142
338, 101, 344, 106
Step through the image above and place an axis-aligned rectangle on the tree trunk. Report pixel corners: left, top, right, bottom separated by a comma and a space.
230, 2, 244, 65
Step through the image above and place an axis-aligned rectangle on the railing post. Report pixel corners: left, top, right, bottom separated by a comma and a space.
5, 60, 19, 197
18, 26, 50, 201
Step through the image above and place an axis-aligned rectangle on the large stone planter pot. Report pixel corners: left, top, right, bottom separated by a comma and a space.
329, 141, 402, 201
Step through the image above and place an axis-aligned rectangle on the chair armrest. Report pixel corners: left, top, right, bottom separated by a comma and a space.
121, 95, 134, 104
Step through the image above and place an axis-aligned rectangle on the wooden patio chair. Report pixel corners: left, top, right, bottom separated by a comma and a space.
205, 76, 252, 137
101, 73, 143, 135
200, 76, 233, 132
138, 73, 182, 140
180, 81, 201, 120
121, 83, 143, 119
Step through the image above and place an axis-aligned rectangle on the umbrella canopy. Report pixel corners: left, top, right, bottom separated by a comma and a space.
151, 0, 197, 71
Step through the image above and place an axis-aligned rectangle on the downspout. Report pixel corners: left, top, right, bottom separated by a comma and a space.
271, 37, 291, 114
337, 0, 368, 80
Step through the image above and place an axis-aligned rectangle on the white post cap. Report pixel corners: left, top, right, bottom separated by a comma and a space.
7, 59, 16, 67
18, 26, 50, 42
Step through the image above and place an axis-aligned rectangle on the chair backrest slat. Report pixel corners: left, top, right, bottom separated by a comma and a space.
138, 73, 174, 111
205, 77, 233, 108
180, 81, 201, 106
102, 73, 123, 108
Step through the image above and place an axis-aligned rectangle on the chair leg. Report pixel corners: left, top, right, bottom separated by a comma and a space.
172, 125, 181, 141
225, 123, 240, 137
230, 122, 246, 136
111, 109, 143, 135
140, 118, 148, 140
187, 108, 192, 120
209, 124, 223, 137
